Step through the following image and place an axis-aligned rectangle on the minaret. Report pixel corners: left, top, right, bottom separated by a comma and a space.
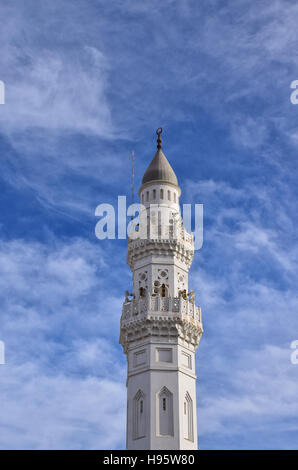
120, 129, 203, 450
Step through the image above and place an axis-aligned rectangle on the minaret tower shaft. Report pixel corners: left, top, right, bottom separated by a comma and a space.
120, 129, 203, 450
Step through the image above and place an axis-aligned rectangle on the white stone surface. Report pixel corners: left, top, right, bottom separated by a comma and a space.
120, 149, 203, 450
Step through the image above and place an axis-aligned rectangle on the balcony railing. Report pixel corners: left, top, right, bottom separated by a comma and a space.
121, 295, 202, 327
128, 225, 194, 247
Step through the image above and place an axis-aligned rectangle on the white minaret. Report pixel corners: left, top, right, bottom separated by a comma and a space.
120, 129, 203, 450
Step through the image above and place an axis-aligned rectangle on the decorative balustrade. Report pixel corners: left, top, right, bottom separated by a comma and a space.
121, 295, 202, 327
127, 225, 193, 247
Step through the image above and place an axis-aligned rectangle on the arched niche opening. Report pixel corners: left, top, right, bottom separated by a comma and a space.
133, 390, 146, 439
183, 392, 194, 442
157, 386, 173, 436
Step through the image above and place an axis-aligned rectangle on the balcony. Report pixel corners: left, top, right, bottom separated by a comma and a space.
127, 224, 194, 248
121, 295, 202, 328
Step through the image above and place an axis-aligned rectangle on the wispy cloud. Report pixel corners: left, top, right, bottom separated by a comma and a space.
187, 175, 298, 448
198, 345, 298, 449
0, 2, 113, 138
1, 0, 298, 450
0, 237, 127, 449
0, 364, 126, 449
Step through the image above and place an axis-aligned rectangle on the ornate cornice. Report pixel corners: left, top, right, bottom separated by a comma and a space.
119, 296, 203, 353
127, 235, 194, 270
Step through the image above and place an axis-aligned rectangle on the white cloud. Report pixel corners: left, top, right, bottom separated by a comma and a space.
0, 0, 297, 450
0, 1, 113, 137
0, 363, 126, 449
0, 236, 127, 449
186, 175, 298, 447
198, 345, 298, 449
1, 47, 112, 136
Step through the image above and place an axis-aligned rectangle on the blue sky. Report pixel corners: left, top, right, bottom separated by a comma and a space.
0, 0, 298, 449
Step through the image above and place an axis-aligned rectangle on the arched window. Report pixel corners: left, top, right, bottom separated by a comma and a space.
161, 284, 167, 297
139, 287, 145, 297
160, 188, 164, 199
168, 190, 171, 201
153, 189, 156, 199
133, 390, 146, 439
183, 392, 194, 442
174, 193, 176, 203
157, 387, 173, 436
